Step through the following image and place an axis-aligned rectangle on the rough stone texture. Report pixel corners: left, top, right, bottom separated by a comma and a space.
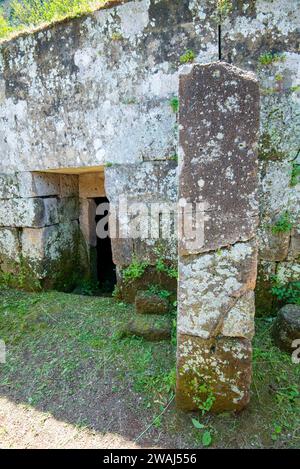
179, 62, 259, 255
276, 262, 300, 285
0, 227, 20, 272
18, 172, 60, 198
116, 266, 177, 304
258, 227, 290, 262
21, 221, 79, 280
272, 304, 300, 353
255, 261, 276, 316
105, 161, 178, 267
79, 198, 97, 248
176, 334, 252, 412
122, 315, 171, 342
0, 197, 57, 228
59, 174, 79, 198
177, 62, 259, 412
135, 290, 169, 315
178, 240, 258, 339
288, 226, 300, 261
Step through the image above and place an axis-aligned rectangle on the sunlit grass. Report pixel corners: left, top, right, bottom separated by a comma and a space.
0, 0, 111, 40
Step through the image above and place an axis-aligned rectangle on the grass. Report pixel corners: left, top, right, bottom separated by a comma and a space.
0, 288, 299, 448
0, 0, 112, 41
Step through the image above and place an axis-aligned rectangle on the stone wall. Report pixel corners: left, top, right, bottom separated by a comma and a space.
0, 0, 299, 309
0, 172, 81, 290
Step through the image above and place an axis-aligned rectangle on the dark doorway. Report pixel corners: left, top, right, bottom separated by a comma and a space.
94, 197, 117, 294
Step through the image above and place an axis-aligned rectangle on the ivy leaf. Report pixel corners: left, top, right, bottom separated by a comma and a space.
191, 418, 205, 429
202, 430, 212, 447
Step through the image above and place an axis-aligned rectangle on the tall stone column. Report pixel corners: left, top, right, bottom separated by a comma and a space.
176, 62, 260, 412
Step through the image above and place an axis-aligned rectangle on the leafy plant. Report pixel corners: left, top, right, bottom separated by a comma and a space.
122, 258, 149, 282
189, 379, 216, 415
170, 97, 179, 113
202, 430, 213, 447
147, 284, 171, 300
0, 9, 13, 38
258, 52, 286, 67
180, 49, 196, 64
271, 211, 293, 234
216, 0, 232, 22
271, 280, 300, 305
155, 258, 178, 279
192, 418, 205, 429
290, 162, 300, 187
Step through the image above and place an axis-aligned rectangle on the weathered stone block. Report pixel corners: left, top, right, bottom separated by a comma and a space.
18, 172, 60, 198
79, 173, 105, 198
58, 197, 79, 222
60, 174, 79, 198
0, 227, 20, 272
255, 260, 276, 316
79, 198, 97, 247
276, 262, 300, 285
288, 225, 300, 261
272, 304, 300, 353
116, 266, 177, 304
178, 62, 259, 255
176, 334, 252, 412
122, 315, 171, 342
0, 173, 19, 199
177, 240, 258, 339
105, 161, 177, 203
258, 225, 290, 262
135, 290, 169, 315
21, 221, 79, 279
0, 198, 54, 228
221, 291, 255, 340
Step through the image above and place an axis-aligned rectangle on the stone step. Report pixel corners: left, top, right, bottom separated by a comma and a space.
121, 315, 172, 342
135, 290, 169, 315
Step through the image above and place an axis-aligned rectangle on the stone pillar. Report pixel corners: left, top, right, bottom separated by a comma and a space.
176, 62, 260, 412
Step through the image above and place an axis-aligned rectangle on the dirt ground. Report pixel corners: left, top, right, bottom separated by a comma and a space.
0, 289, 299, 449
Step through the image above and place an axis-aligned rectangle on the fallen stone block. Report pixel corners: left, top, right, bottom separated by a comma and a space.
135, 290, 169, 315
272, 304, 300, 353
121, 315, 171, 342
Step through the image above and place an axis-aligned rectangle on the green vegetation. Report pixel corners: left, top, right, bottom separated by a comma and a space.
271, 211, 293, 234
180, 49, 196, 64
0, 289, 299, 447
170, 97, 179, 114
122, 258, 149, 282
215, 0, 232, 22
0, 257, 41, 292
290, 85, 300, 93
147, 284, 171, 300
271, 279, 300, 306
0, 1, 110, 40
290, 162, 300, 187
258, 52, 286, 67
155, 258, 178, 279
271, 211, 293, 235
